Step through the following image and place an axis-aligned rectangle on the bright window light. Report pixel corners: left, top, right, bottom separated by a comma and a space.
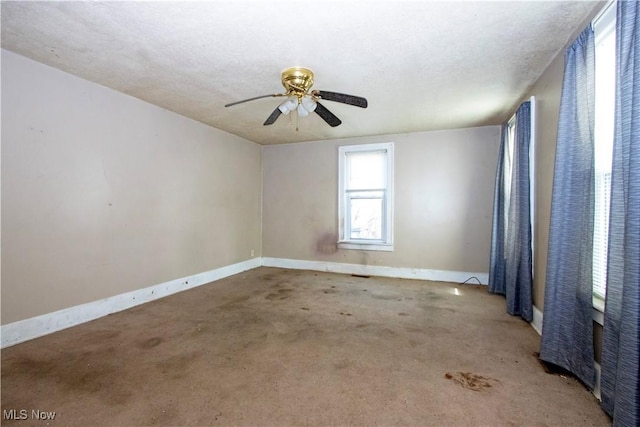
592, 1, 616, 307
338, 143, 394, 251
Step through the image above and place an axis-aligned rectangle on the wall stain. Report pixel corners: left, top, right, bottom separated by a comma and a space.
316, 232, 338, 254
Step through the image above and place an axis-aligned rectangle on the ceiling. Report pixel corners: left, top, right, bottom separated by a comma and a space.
1, 1, 602, 145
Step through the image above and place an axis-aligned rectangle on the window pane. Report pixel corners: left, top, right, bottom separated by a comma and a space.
338, 142, 393, 247
347, 150, 385, 189
594, 25, 615, 174
503, 118, 516, 242
349, 198, 382, 240
593, 172, 611, 299
592, 8, 615, 302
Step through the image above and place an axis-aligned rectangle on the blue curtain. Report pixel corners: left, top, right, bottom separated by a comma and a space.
539, 26, 596, 389
600, 2, 640, 425
489, 101, 533, 322
489, 125, 508, 293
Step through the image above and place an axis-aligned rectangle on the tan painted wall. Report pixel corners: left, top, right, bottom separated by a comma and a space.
1, 50, 263, 324
527, 52, 565, 310
262, 126, 500, 273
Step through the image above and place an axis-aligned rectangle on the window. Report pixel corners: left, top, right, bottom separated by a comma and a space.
503, 116, 516, 237
501, 97, 536, 270
593, 1, 616, 309
338, 143, 394, 251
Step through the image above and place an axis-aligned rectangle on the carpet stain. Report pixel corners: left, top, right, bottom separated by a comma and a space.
425, 291, 444, 300
371, 293, 399, 300
4, 351, 119, 395
156, 351, 202, 379
138, 336, 163, 349
265, 288, 293, 301
221, 295, 251, 307
333, 359, 351, 370
80, 329, 122, 344
105, 388, 133, 406
378, 328, 398, 337
445, 371, 498, 391
408, 339, 423, 348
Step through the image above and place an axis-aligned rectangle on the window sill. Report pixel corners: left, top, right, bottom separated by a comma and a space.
593, 296, 605, 325
338, 241, 394, 252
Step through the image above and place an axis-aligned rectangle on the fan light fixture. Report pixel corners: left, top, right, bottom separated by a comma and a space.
224, 66, 368, 129
278, 94, 317, 118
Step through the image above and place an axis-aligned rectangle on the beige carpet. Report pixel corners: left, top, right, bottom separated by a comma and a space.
1, 267, 610, 426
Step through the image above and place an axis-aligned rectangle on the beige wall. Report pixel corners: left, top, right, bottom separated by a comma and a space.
527, 52, 565, 310
262, 126, 500, 274
1, 50, 262, 324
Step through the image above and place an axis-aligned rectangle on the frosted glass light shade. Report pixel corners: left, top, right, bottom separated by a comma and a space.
278, 96, 299, 115
301, 96, 317, 113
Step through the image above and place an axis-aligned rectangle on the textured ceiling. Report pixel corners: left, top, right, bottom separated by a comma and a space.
1, 1, 602, 145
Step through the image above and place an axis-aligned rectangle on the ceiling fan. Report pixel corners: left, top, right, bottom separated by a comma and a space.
224, 67, 368, 128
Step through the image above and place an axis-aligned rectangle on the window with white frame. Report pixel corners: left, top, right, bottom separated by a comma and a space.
501, 97, 536, 268
338, 143, 394, 251
592, 1, 616, 309
503, 116, 516, 236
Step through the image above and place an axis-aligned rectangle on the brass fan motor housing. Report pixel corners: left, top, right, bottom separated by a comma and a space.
281, 67, 314, 96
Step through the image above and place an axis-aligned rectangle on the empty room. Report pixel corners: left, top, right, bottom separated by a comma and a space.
1, 1, 638, 426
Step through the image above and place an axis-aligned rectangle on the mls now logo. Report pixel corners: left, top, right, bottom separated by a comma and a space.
3, 409, 56, 420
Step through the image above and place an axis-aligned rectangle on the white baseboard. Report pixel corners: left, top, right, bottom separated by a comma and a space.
0, 257, 261, 348
531, 305, 543, 335
261, 257, 489, 285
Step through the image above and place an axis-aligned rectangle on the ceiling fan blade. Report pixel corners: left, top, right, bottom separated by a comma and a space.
315, 102, 342, 127
225, 93, 284, 108
263, 107, 282, 126
314, 90, 368, 108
